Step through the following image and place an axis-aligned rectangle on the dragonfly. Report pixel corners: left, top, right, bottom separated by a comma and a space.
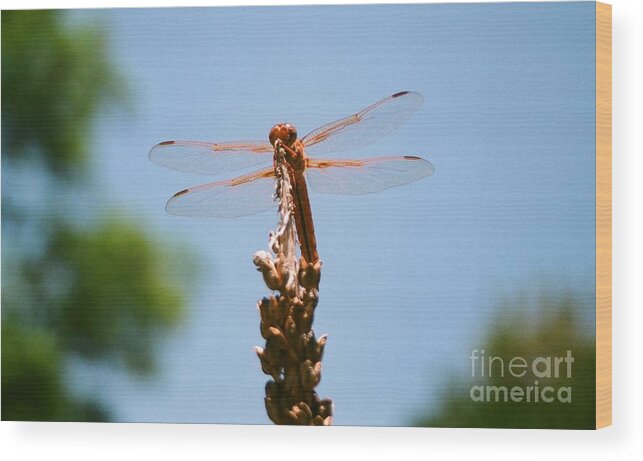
149, 91, 435, 263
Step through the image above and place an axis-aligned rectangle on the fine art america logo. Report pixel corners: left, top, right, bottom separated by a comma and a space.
469, 349, 574, 404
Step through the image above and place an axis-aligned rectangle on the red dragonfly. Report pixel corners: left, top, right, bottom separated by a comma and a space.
150, 91, 434, 263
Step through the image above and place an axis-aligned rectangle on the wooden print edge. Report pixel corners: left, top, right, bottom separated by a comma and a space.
595, 1, 612, 430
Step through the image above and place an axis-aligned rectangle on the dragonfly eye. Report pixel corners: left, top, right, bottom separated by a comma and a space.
269, 123, 298, 147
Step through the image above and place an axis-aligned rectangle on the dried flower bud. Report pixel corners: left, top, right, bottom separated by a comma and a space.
319, 398, 333, 418
265, 380, 280, 399
284, 368, 299, 391
300, 359, 321, 390
284, 314, 297, 338
298, 257, 322, 290
253, 250, 282, 290
316, 334, 328, 361
258, 298, 271, 324
301, 288, 319, 308
264, 326, 288, 348
265, 397, 282, 424
288, 402, 313, 425
298, 401, 313, 420
300, 331, 315, 356
254, 346, 273, 376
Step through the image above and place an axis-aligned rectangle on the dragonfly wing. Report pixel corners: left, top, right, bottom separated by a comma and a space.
166, 167, 277, 217
149, 140, 273, 175
306, 156, 434, 195
301, 91, 424, 156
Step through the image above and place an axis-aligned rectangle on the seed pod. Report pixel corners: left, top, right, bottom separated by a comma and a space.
253, 251, 281, 288
254, 346, 273, 376
298, 257, 322, 290
265, 397, 282, 424
300, 359, 321, 391
316, 334, 328, 361
265, 380, 281, 399
265, 326, 288, 348
284, 315, 297, 338
298, 401, 313, 420
319, 398, 334, 418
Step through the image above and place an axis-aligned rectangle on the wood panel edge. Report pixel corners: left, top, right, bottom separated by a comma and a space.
595, 1, 612, 430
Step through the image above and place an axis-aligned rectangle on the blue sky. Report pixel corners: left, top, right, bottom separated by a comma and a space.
66, 2, 596, 425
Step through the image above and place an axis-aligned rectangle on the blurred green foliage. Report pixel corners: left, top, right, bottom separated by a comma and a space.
414, 294, 596, 429
45, 221, 184, 374
2, 320, 109, 421
2, 10, 124, 177
2, 10, 189, 421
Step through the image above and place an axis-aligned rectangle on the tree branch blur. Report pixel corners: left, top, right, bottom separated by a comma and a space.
2, 10, 189, 422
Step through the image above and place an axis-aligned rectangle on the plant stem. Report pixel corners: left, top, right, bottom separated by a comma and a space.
252, 145, 332, 425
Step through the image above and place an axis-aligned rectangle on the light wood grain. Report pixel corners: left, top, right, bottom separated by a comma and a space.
595, 1, 612, 429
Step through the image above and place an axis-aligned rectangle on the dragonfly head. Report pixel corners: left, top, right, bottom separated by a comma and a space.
269, 123, 298, 148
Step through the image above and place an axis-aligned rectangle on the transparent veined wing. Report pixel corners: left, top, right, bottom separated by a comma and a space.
149, 140, 273, 175
305, 156, 434, 195
166, 167, 277, 217
301, 91, 424, 157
